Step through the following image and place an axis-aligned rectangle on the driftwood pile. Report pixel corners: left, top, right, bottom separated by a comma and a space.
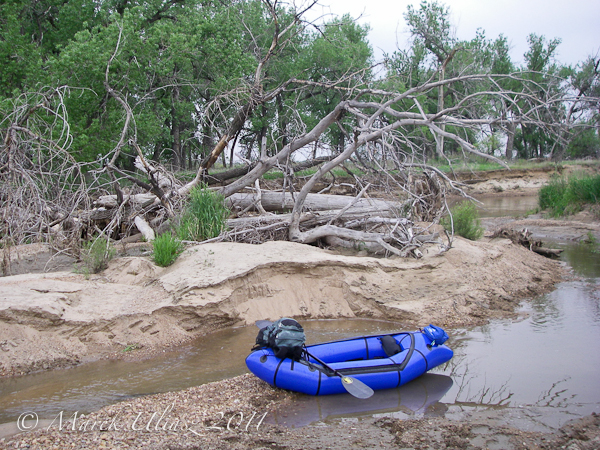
91, 185, 445, 257
490, 227, 563, 258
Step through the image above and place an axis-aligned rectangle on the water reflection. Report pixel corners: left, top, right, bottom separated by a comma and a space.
561, 243, 600, 279
267, 373, 453, 427
432, 243, 600, 424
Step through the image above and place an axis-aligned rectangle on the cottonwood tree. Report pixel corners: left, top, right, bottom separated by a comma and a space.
552, 55, 600, 160
2, 0, 599, 258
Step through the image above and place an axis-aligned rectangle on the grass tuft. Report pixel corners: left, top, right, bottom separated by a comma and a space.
441, 201, 484, 241
152, 233, 184, 267
80, 238, 115, 274
176, 184, 230, 242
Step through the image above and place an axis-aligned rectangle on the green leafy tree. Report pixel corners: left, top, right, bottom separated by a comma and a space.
556, 56, 600, 160
46, 1, 253, 168
515, 34, 564, 159
295, 15, 373, 154
0, 0, 100, 98
385, 2, 519, 162
566, 125, 600, 158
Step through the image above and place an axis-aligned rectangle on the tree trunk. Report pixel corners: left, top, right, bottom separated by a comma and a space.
171, 120, 182, 169
276, 94, 288, 152
201, 124, 214, 162
505, 121, 515, 160
171, 86, 183, 169
436, 68, 445, 157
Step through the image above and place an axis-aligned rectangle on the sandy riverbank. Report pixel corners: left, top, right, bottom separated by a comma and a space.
0, 234, 564, 378
0, 232, 578, 450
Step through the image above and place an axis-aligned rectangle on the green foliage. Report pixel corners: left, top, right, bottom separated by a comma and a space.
539, 173, 600, 217
81, 238, 115, 274
152, 233, 184, 267
582, 231, 599, 254
476, 133, 503, 155
122, 343, 141, 352
0, 0, 595, 179
176, 184, 230, 242
404, 0, 455, 63
566, 127, 600, 159
441, 201, 484, 240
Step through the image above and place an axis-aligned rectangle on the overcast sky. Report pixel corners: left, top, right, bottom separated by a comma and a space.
305, 0, 600, 67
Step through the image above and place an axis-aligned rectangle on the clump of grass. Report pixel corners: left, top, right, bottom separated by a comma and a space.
122, 343, 142, 352
152, 233, 184, 267
441, 201, 484, 241
582, 231, 599, 254
80, 238, 115, 274
176, 184, 229, 242
539, 173, 600, 217
538, 176, 570, 216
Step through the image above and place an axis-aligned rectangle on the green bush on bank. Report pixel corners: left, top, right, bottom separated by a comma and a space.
80, 238, 115, 275
539, 173, 600, 217
176, 184, 230, 242
441, 201, 484, 241
152, 233, 184, 267
151, 184, 230, 267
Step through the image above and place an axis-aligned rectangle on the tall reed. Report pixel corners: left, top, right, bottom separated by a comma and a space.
176, 184, 230, 242
539, 173, 600, 217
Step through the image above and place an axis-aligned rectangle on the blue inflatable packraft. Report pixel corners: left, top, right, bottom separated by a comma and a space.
246, 328, 453, 395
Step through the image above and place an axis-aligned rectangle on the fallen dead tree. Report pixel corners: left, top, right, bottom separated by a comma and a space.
215, 196, 442, 256
1, 3, 583, 260
226, 191, 405, 214
490, 227, 563, 258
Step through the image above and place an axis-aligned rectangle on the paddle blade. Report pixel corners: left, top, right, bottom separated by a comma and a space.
341, 376, 374, 399
254, 320, 273, 329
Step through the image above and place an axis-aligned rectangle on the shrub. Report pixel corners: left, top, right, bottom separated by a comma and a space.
176, 184, 229, 242
152, 233, 184, 267
81, 238, 115, 274
441, 201, 484, 241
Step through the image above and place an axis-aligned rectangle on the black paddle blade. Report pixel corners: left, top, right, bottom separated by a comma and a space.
254, 320, 273, 329
341, 376, 374, 399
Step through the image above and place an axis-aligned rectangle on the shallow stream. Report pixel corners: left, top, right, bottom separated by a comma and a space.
0, 196, 599, 434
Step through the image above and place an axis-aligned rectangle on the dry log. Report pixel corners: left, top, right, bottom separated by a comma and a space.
533, 247, 564, 258
227, 191, 404, 213
226, 207, 399, 230
324, 236, 424, 257
490, 227, 563, 258
134, 216, 155, 242
94, 193, 156, 208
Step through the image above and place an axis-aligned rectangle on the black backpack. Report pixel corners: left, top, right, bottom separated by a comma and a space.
254, 318, 306, 360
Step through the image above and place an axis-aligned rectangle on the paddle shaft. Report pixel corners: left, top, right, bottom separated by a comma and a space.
304, 349, 374, 398
304, 350, 345, 378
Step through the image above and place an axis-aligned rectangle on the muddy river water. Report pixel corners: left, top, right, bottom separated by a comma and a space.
0, 196, 599, 434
